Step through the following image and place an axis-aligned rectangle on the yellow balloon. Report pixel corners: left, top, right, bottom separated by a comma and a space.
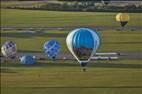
116, 13, 130, 22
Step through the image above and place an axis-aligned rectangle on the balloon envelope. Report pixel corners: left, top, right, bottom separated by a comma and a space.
44, 40, 61, 59
116, 13, 130, 22
66, 28, 100, 66
1, 41, 17, 59
20, 55, 35, 65
116, 13, 130, 28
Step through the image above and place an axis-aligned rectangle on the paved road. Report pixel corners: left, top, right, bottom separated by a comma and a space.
1, 52, 142, 62
1, 26, 142, 31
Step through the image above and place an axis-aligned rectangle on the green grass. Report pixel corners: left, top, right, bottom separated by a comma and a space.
1, 9, 142, 27
1, 60, 142, 94
1, 8, 142, 94
1, 30, 142, 52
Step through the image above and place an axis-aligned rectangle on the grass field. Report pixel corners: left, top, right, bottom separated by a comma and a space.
1, 60, 142, 94
1, 29, 142, 52
1, 9, 142, 27
1, 29, 142, 94
1, 8, 142, 94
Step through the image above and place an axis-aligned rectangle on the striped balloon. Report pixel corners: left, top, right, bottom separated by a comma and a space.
44, 40, 61, 59
66, 28, 100, 67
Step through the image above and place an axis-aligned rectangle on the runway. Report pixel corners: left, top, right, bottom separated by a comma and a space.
1, 26, 142, 31
1, 52, 142, 62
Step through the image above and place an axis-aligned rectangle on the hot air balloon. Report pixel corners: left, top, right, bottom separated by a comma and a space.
1, 41, 17, 59
44, 40, 61, 59
66, 28, 101, 71
20, 55, 35, 65
116, 13, 130, 30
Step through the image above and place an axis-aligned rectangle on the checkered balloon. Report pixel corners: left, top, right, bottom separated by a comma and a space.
44, 40, 61, 59
1, 41, 17, 59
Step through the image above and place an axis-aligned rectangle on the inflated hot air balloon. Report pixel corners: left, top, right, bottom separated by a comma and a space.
116, 13, 130, 30
66, 28, 101, 71
1, 41, 17, 59
20, 55, 35, 65
44, 40, 61, 59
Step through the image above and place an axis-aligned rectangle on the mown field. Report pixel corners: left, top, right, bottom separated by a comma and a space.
1, 9, 142, 94
1, 60, 142, 94
1, 9, 142, 27
1, 29, 142, 52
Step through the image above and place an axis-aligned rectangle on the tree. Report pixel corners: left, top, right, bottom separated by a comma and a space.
58, 0, 110, 6
101, 0, 110, 5
58, 0, 101, 7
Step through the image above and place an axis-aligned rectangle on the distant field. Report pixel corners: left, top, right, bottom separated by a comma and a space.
1, 30, 142, 52
1, 1, 141, 8
1, 9, 142, 27
1, 60, 142, 94
1, 1, 46, 8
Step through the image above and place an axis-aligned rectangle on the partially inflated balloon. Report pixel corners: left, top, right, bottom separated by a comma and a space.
1, 41, 17, 59
66, 28, 101, 68
116, 13, 130, 27
20, 55, 35, 65
44, 40, 61, 59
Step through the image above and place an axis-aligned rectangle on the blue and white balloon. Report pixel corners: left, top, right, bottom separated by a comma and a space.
66, 28, 101, 68
1, 41, 17, 59
44, 40, 61, 59
20, 55, 35, 65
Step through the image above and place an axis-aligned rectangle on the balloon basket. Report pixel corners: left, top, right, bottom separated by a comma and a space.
81, 67, 87, 72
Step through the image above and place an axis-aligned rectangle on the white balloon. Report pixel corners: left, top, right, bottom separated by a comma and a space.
1, 41, 17, 58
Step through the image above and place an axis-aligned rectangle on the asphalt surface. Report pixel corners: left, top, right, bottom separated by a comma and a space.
1, 52, 142, 62
1, 26, 142, 31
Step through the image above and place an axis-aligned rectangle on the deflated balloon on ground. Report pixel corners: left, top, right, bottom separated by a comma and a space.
20, 55, 35, 65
